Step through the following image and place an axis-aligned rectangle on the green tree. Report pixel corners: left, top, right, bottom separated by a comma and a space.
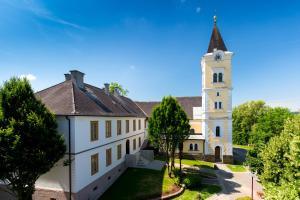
233, 100, 267, 145
109, 82, 129, 96
246, 107, 292, 174
249, 107, 292, 144
148, 96, 190, 174
259, 115, 300, 199
0, 78, 66, 200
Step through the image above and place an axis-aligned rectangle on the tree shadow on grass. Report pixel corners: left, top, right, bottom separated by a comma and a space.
99, 167, 176, 200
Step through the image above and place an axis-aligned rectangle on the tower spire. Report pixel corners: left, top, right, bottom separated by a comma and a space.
207, 15, 227, 53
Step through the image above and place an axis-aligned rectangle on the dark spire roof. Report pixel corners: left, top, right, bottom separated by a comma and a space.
207, 16, 227, 53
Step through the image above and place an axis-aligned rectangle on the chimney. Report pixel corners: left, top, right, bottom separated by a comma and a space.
64, 73, 72, 81
70, 70, 85, 89
114, 88, 120, 97
104, 83, 110, 95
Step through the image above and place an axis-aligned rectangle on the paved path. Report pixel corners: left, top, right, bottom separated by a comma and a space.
207, 164, 263, 200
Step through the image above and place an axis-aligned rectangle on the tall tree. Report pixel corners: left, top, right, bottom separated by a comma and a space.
0, 78, 66, 200
148, 96, 190, 174
259, 115, 300, 199
232, 100, 267, 145
109, 82, 129, 96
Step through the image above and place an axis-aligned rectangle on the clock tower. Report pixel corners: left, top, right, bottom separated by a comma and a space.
201, 16, 233, 163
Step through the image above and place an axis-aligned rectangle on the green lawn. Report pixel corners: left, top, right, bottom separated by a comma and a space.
174, 159, 215, 170
226, 164, 247, 172
233, 144, 253, 151
174, 184, 221, 200
99, 168, 177, 200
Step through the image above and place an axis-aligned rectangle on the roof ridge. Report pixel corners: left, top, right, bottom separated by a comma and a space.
36, 80, 70, 94
71, 82, 76, 114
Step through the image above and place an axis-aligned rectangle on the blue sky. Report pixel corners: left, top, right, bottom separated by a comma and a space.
0, 0, 300, 111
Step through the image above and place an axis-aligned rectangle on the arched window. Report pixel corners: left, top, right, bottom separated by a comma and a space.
213, 73, 218, 83
189, 144, 193, 151
219, 102, 222, 109
194, 144, 198, 151
218, 73, 223, 82
214, 102, 218, 109
216, 126, 220, 137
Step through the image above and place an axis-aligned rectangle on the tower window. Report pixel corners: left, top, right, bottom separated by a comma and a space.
213, 73, 218, 83
189, 144, 193, 151
216, 126, 220, 137
219, 102, 222, 109
190, 129, 195, 134
217, 92, 220, 96
214, 102, 218, 109
194, 144, 198, 151
218, 73, 223, 82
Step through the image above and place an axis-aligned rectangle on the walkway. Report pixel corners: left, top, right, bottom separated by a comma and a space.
207, 163, 263, 200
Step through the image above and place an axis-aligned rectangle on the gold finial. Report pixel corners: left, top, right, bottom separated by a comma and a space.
214, 15, 217, 24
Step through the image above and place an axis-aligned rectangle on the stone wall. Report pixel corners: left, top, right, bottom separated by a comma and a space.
223, 155, 234, 164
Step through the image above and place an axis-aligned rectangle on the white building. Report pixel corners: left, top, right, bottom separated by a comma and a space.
34, 70, 147, 200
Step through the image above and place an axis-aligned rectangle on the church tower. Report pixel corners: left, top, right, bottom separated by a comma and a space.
201, 16, 233, 163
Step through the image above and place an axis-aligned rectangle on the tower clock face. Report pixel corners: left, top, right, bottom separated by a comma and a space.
213, 50, 224, 61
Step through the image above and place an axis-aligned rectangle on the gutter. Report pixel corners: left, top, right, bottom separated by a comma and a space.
66, 116, 72, 200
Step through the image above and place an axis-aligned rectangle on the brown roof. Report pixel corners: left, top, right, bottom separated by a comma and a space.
36, 80, 146, 118
207, 23, 227, 53
136, 96, 202, 119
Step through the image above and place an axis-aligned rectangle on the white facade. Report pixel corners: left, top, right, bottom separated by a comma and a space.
35, 116, 147, 193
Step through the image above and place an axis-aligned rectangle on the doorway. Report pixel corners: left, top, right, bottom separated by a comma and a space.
215, 146, 221, 162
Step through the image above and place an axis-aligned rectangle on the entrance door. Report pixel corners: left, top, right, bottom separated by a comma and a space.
215, 146, 221, 162
126, 140, 130, 154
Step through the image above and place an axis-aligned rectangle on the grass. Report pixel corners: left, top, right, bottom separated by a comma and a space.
174, 159, 215, 170
174, 184, 222, 200
236, 197, 252, 200
226, 164, 247, 172
99, 168, 177, 200
233, 144, 253, 151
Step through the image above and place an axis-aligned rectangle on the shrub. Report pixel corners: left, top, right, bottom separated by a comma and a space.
183, 174, 201, 189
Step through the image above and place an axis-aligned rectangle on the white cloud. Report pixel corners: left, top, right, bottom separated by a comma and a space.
20, 74, 37, 81
196, 7, 201, 13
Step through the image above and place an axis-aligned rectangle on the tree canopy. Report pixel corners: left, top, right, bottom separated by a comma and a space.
233, 100, 267, 145
0, 77, 66, 200
148, 96, 190, 173
109, 82, 129, 96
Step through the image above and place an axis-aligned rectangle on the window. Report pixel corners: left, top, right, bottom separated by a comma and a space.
189, 144, 193, 151
105, 121, 112, 138
90, 121, 99, 141
144, 120, 147, 128
106, 148, 112, 166
117, 120, 122, 135
214, 102, 218, 109
213, 73, 218, 83
216, 126, 220, 137
217, 92, 220, 96
126, 120, 129, 133
194, 144, 198, 151
117, 144, 122, 160
190, 129, 195, 134
138, 137, 141, 147
91, 153, 99, 175
218, 73, 223, 82
133, 120, 136, 131
133, 138, 136, 150
138, 119, 141, 130
219, 102, 222, 109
